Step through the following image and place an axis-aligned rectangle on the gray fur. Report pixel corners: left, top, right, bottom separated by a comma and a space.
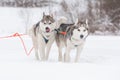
56, 23, 74, 46
29, 13, 57, 61
56, 19, 89, 62
33, 22, 40, 36
41, 15, 55, 24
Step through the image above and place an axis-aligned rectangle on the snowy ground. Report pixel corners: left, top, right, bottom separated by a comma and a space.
0, 35, 120, 80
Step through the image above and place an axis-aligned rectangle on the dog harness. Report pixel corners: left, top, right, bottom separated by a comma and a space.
42, 29, 66, 44
54, 29, 66, 35
43, 36, 49, 43
34, 22, 66, 44
36, 24, 52, 44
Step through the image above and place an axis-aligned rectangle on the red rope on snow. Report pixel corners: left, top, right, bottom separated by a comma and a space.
0, 33, 34, 56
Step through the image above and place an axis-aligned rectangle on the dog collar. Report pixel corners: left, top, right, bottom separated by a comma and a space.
39, 29, 55, 44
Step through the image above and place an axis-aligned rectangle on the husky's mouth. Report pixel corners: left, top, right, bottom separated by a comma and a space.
46, 27, 50, 33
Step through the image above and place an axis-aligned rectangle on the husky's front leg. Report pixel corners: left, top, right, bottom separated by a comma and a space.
32, 37, 39, 60
35, 45, 39, 60
38, 37, 46, 61
58, 46, 62, 61
75, 44, 84, 62
38, 45, 45, 61
45, 39, 54, 60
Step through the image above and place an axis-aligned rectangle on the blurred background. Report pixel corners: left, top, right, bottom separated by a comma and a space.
0, 0, 120, 35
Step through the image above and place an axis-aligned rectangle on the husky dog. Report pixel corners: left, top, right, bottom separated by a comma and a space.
29, 13, 57, 61
56, 19, 89, 62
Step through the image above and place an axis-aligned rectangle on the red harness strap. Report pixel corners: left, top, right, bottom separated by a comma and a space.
0, 33, 34, 56
59, 31, 66, 35
55, 29, 66, 35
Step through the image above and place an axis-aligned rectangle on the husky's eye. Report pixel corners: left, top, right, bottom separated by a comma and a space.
78, 29, 80, 31
44, 22, 46, 24
49, 23, 51, 24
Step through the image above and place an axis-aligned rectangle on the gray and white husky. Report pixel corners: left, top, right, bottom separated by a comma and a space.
56, 18, 89, 62
29, 13, 57, 61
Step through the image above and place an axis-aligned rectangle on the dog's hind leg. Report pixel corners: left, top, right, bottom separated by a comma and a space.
34, 45, 39, 60
64, 47, 71, 62
36, 35, 46, 61
56, 38, 63, 61
58, 46, 63, 61
56, 41, 63, 62
32, 37, 39, 60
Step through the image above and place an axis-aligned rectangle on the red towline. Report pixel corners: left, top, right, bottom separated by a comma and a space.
0, 33, 34, 56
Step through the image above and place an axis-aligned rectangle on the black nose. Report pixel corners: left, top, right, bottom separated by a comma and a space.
46, 27, 49, 30
80, 35, 84, 38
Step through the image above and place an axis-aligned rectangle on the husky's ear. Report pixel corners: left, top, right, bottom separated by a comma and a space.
85, 19, 88, 25
43, 12, 45, 17
85, 19, 89, 29
50, 13, 53, 17
75, 18, 78, 25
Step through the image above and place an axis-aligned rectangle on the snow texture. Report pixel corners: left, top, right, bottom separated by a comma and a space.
0, 7, 120, 80
0, 35, 120, 80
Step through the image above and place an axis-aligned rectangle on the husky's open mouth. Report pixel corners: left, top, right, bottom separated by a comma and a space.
46, 27, 50, 33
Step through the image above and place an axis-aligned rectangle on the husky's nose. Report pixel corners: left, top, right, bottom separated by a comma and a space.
80, 35, 84, 39
46, 27, 49, 29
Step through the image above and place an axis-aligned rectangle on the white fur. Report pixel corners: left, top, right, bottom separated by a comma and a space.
57, 22, 89, 62
64, 38, 85, 62
30, 21, 57, 61
72, 27, 88, 40
64, 26, 88, 62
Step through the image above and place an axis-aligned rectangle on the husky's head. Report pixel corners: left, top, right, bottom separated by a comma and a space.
69, 19, 89, 40
40, 12, 56, 33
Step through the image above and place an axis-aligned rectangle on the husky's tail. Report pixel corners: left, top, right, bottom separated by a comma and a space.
57, 17, 67, 28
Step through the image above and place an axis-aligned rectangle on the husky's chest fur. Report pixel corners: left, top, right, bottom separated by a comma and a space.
56, 23, 84, 48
